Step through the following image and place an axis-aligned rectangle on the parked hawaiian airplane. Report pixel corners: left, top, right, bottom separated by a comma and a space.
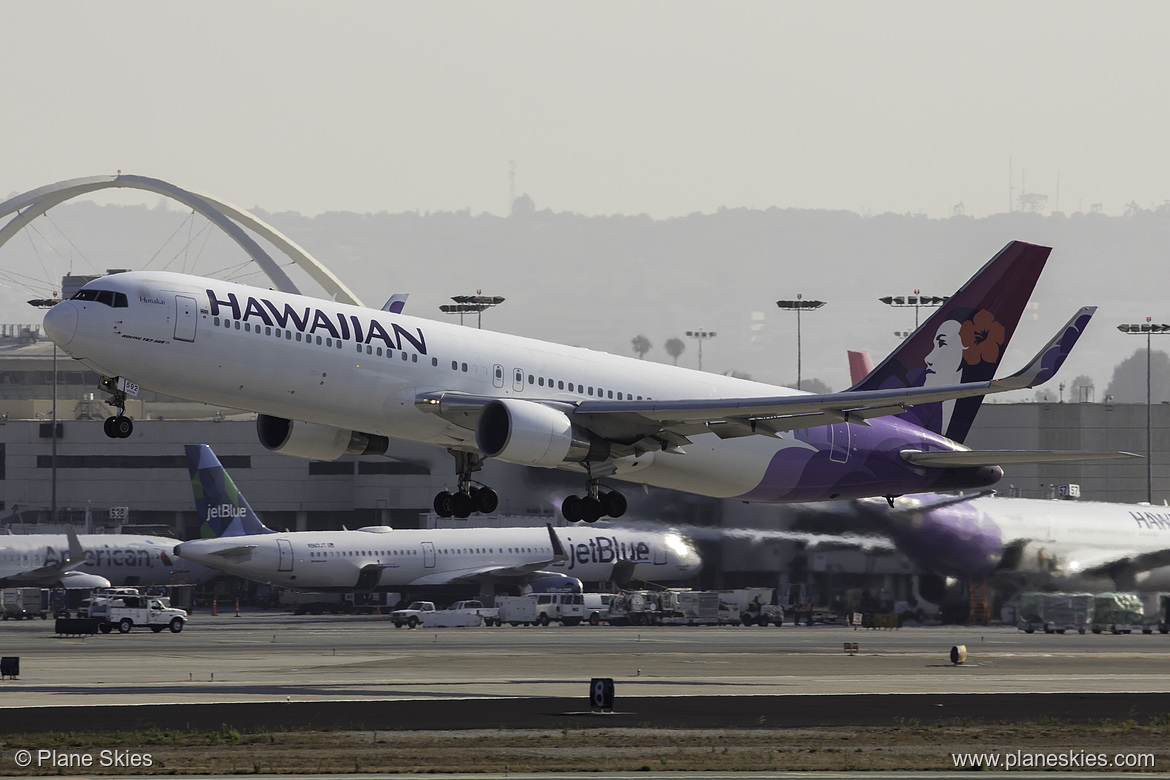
43, 241, 1123, 523
176, 444, 701, 591
0, 525, 215, 588
852, 492, 1170, 595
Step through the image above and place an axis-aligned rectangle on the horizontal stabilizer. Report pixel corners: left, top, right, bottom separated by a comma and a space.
901, 449, 1140, 468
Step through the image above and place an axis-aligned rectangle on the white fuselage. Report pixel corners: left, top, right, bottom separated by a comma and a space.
0, 533, 217, 587
175, 525, 700, 590
45, 270, 975, 504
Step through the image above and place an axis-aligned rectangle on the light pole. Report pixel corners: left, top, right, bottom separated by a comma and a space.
776, 295, 825, 390
1117, 318, 1170, 503
685, 328, 717, 371
878, 290, 948, 329
440, 291, 505, 328
28, 294, 62, 524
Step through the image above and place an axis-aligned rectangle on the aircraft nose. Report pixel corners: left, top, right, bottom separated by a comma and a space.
43, 301, 78, 347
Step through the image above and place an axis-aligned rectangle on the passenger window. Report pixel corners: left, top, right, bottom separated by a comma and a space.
461, 362, 468, 372
608, 390, 614, 399
316, 336, 322, 345
296, 332, 302, 342
538, 377, 545, 387
266, 327, 272, 336
452, 361, 458, 370
558, 381, 564, 390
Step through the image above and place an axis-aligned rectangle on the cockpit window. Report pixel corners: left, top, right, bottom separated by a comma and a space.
72, 289, 128, 308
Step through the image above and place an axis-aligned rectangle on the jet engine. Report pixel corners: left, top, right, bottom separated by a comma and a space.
58, 571, 112, 589
256, 415, 389, 461
475, 399, 608, 467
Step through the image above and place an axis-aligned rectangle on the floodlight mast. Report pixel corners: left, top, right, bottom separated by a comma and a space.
685, 328, 717, 371
776, 294, 825, 390
878, 289, 948, 329
1117, 317, 1170, 503
440, 291, 505, 328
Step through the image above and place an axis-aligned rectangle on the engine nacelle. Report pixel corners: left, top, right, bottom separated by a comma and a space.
58, 571, 112, 589
476, 399, 608, 467
256, 415, 389, 461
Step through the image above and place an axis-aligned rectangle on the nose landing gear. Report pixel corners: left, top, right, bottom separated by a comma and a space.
99, 378, 134, 439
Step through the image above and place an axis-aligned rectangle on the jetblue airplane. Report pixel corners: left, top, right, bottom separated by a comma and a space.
0, 525, 215, 588
854, 493, 1170, 595
43, 241, 1118, 522
176, 444, 701, 591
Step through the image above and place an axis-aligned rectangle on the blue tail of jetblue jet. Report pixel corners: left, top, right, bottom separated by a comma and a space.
848, 241, 1052, 444
185, 444, 274, 537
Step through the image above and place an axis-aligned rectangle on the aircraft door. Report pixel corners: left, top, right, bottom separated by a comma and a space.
512, 368, 524, 392
493, 364, 504, 388
174, 295, 198, 342
829, 423, 850, 464
422, 541, 436, 569
654, 543, 667, 565
277, 539, 294, 572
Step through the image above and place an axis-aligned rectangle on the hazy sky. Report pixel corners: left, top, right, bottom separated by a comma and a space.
5, 2, 1170, 219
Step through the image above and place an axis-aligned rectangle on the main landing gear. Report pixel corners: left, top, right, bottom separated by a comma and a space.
562, 471, 628, 523
100, 382, 133, 439
434, 451, 499, 519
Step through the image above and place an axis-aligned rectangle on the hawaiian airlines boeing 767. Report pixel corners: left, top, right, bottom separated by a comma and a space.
42, 241, 1126, 521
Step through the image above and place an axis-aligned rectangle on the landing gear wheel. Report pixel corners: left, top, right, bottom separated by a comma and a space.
450, 491, 475, 519
473, 486, 499, 514
600, 490, 627, 518
578, 496, 604, 523
562, 495, 584, 522
113, 416, 133, 438
104, 416, 117, 438
433, 491, 454, 518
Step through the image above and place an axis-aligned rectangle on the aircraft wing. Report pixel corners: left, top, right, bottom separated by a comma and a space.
408, 561, 557, 587
902, 450, 1140, 467
0, 526, 91, 587
1066, 547, 1170, 578
419, 307, 1097, 449
199, 543, 259, 563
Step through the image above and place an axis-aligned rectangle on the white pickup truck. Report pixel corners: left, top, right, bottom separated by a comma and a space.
95, 593, 188, 634
390, 600, 436, 628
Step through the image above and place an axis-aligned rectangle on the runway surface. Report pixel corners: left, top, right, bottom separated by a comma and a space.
2, 612, 1170, 731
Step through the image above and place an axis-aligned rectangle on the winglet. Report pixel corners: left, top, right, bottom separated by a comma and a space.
989, 306, 1096, 392
65, 525, 85, 566
547, 523, 568, 563
382, 293, 408, 314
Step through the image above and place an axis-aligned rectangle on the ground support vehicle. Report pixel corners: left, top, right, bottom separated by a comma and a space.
424, 600, 499, 627
278, 590, 350, 615
1091, 592, 1143, 634
1, 588, 48, 620
496, 594, 585, 626
719, 588, 783, 626
391, 601, 436, 628
1017, 592, 1093, 634
99, 594, 187, 634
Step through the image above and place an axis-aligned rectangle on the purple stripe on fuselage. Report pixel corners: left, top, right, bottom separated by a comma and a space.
734, 418, 1001, 503
880, 500, 1005, 577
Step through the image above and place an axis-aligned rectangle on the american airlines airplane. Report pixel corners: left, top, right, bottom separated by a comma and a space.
0, 525, 215, 588
176, 444, 701, 592
855, 493, 1170, 595
42, 241, 1119, 523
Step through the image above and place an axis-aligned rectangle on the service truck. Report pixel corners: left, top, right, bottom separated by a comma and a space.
1017, 592, 1093, 634
98, 593, 188, 634
424, 600, 499, 628
1, 588, 48, 620
496, 593, 585, 626
1091, 592, 1144, 634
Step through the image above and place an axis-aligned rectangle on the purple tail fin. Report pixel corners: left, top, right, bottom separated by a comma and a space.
849, 240, 1052, 444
